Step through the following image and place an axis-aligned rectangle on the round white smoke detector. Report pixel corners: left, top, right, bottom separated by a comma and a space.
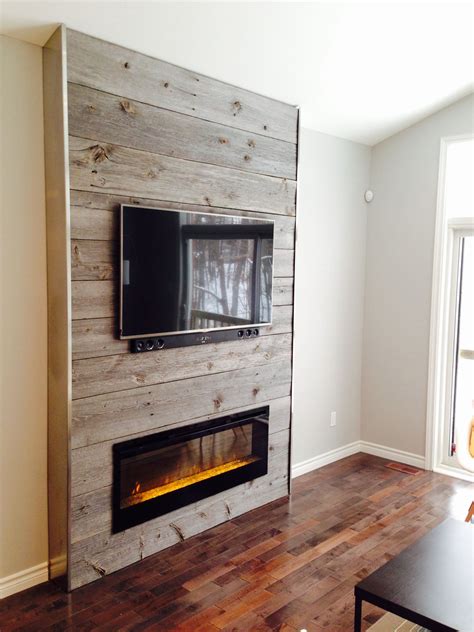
365, 189, 374, 203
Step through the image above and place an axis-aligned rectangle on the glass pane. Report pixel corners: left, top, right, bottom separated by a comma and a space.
189, 238, 255, 327
452, 236, 474, 462
120, 422, 260, 509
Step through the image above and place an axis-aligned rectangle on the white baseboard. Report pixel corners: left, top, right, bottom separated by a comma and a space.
0, 562, 48, 599
359, 441, 425, 469
292, 441, 361, 478
292, 440, 426, 479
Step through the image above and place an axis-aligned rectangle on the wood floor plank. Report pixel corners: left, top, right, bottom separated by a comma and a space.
1, 453, 471, 631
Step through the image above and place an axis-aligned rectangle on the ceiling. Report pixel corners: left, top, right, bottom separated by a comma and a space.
1, 1, 473, 145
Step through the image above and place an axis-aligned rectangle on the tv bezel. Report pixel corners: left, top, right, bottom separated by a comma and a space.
119, 204, 275, 340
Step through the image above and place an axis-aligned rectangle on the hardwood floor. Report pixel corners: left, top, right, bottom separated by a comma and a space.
1, 453, 472, 631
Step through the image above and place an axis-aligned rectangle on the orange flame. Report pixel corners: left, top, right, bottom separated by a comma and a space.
121, 456, 259, 509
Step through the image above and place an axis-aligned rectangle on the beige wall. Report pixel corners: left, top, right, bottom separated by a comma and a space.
0, 36, 48, 579
293, 128, 370, 468
361, 93, 474, 458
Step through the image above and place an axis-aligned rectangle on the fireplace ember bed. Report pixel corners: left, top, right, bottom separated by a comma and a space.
112, 407, 269, 532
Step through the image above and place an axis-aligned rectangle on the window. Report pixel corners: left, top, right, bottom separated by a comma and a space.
426, 136, 474, 481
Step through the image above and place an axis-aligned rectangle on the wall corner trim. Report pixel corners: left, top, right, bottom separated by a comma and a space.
0, 562, 48, 600
291, 440, 426, 479
359, 441, 426, 469
291, 441, 361, 478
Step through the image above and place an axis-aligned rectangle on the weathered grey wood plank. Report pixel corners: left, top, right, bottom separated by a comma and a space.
67, 29, 297, 144
273, 277, 294, 306
70, 428, 289, 587
72, 332, 291, 399
70, 202, 296, 249
69, 136, 296, 216
71, 239, 116, 281
71, 396, 290, 497
70, 189, 296, 244
72, 305, 293, 360
72, 360, 291, 449
68, 83, 296, 179
69, 190, 296, 249
71, 238, 293, 281
275, 250, 294, 278
71, 280, 116, 319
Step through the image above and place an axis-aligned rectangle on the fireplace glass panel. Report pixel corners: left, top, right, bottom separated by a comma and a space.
121, 422, 259, 509
113, 407, 269, 532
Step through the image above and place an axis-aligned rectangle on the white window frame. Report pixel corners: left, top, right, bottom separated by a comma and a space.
425, 134, 474, 482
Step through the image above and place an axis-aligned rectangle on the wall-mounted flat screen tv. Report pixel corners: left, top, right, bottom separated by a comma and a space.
120, 205, 274, 339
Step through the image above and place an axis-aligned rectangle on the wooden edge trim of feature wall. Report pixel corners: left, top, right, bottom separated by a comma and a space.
288, 107, 300, 496
43, 24, 72, 590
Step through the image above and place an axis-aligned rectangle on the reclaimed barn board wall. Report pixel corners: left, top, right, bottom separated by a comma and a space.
57, 28, 297, 589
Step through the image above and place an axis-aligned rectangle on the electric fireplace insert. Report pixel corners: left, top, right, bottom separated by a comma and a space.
112, 407, 269, 532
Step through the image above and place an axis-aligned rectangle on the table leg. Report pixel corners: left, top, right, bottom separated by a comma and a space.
354, 593, 362, 632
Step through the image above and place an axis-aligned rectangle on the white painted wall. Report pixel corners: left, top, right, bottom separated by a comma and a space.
361, 93, 474, 459
0, 36, 48, 581
292, 129, 371, 471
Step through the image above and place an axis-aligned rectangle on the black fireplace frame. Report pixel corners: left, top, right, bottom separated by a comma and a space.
112, 406, 269, 533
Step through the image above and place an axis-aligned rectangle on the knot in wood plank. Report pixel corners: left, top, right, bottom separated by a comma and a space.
232, 100, 242, 116
119, 99, 136, 115
90, 144, 110, 163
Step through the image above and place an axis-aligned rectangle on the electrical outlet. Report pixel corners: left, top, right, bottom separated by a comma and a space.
330, 411, 337, 427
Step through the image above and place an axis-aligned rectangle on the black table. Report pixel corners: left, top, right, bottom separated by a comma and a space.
354, 519, 474, 631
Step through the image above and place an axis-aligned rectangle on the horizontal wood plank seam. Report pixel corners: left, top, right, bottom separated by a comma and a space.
68, 133, 297, 183
71, 345, 292, 400
69, 193, 297, 219
71, 396, 290, 451
68, 81, 298, 147
71, 396, 291, 456
70, 237, 294, 253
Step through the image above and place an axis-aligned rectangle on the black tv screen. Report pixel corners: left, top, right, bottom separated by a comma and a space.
120, 205, 274, 339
